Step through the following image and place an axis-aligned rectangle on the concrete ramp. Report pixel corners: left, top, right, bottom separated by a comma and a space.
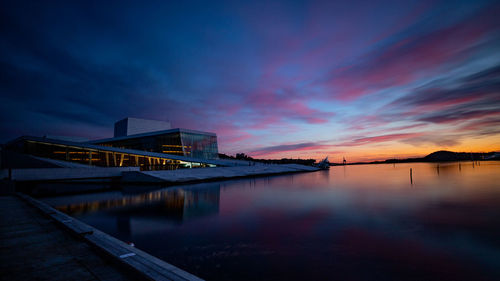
122, 164, 319, 184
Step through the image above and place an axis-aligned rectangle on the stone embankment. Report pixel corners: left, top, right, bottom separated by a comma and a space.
122, 164, 319, 184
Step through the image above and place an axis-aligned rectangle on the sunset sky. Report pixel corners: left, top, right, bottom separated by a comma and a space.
1, 0, 499, 162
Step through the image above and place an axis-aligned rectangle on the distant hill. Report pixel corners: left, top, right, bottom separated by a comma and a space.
340, 150, 500, 165
423, 150, 491, 161
222, 150, 500, 166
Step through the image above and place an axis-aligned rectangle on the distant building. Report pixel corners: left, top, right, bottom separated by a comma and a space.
114, 117, 171, 137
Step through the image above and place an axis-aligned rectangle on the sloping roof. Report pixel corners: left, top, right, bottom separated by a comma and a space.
12, 136, 228, 166
87, 128, 216, 144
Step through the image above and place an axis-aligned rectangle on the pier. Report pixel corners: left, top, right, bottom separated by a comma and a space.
0, 193, 203, 281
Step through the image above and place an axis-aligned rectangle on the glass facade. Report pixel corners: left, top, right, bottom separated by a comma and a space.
6, 138, 215, 171
179, 132, 218, 159
94, 129, 219, 159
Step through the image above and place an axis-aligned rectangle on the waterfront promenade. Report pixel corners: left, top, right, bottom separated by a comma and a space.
0, 194, 203, 281
0, 195, 134, 280
122, 164, 319, 184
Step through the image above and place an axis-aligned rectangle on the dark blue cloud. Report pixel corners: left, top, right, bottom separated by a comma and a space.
387, 64, 500, 126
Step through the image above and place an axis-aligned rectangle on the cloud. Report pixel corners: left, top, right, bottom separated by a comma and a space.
319, 2, 500, 101
251, 142, 329, 156
334, 133, 424, 147
460, 117, 500, 131
383, 64, 500, 129
401, 135, 461, 147
417, 108, 499, 124
391, 65, 500, 109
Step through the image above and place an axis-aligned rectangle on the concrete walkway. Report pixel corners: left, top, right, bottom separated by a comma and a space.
0, 196, 134, 281
122, 164, 319, 184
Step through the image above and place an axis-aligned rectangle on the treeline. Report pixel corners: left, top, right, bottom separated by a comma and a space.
422, 151, 499, 161
344, 150, 500, 165
218, 153, 316, 166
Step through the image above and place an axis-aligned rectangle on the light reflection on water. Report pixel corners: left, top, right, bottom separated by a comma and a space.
43, 161, 500, 281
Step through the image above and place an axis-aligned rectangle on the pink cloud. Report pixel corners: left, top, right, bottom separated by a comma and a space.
335, 133, 424, 147
321, 5, 500, 101
347, 115, 390, 131
460, 117, 500, 131
250, 142, 331, 157
244, 87, 334, 129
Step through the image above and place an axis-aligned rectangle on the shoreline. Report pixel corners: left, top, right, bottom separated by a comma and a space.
331, 159, 498, 166
6, 164, 319, 196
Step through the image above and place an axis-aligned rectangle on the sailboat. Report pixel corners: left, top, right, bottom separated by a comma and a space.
317, 156, 330, 170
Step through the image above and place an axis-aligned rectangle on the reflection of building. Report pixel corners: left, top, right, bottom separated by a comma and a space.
55, 183, 221, 224
183, 186, 220, 220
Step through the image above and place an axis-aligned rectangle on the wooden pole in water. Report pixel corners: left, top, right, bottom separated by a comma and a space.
410, 168, 413, 185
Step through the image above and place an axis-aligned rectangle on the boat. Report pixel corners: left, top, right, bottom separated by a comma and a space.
317, 156, 330, 170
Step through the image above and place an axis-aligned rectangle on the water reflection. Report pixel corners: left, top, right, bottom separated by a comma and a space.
43, 161, 500, 281
52, 182, 221, 224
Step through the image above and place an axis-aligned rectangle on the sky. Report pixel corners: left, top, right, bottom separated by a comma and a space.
1, 0, 500, 162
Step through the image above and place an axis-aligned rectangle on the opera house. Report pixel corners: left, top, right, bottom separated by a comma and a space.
3, 118, 220, 170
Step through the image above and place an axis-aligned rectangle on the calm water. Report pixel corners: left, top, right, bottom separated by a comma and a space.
43, 162, 500, 281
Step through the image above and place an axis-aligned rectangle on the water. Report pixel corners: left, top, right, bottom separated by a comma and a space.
43, 162, 500, 281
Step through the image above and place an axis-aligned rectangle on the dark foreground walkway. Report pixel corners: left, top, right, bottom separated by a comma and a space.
0, 196, 134, 281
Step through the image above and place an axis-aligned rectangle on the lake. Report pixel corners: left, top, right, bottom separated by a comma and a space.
43, 161, 500, 281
